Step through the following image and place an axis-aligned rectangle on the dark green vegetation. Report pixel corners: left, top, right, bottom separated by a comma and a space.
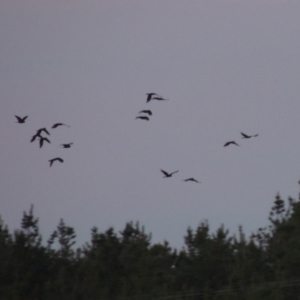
2, 193, 300, 300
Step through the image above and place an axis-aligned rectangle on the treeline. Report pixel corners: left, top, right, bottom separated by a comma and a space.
1, 193, 300, 300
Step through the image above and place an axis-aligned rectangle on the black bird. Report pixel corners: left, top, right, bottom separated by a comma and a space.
49, 157, 64, 167
139, 110, 152, 116
241, 132, 259, 139
136, 116, 149, 121
15, 115, 28, 123
152, 97, 168, 101
52, 123, 70, 128
36, 128, 50, 136
183, 178, 200, 183
224, 141, 239, 147
146, 93, 158, 103
161, 169, 179, 178
61, 143, 73, 148
39, 137, 51, 148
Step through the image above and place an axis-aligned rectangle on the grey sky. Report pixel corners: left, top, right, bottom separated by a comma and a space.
1, 1, 300, 248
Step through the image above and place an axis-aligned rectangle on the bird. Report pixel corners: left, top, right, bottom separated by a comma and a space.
183, 178, 200, 183
36, 128, 50, 136
61, 143, 73, 148
160, 169, 179, 178
15, 115, 28, 123
241, 132, 259, 139
139, 110, 152, 116
48, 157, 64, 167
224, 141, 239, 147
146, 93, 159, 103
135, 116, 149, 121
39, 137, 51, 148
52, 123, 70, 128
152, 97, 168, 101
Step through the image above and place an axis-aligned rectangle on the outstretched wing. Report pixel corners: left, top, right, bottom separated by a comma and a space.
136, 116, 149, 121
160, 169, 169, 176
39, 138, 44, 148
224, 141, 239, 147
52, 123, 61, 128
139, 110, 152, 115
52, 123, 70, 128
30, 134, 38, 142
39, 137, 50, 148
170, 170, 179, 175
146, 94, 152, 102
42, 128, 50, 135
241, 132, 250, 138
49, 157, 64, 166
191, 178, 200, 183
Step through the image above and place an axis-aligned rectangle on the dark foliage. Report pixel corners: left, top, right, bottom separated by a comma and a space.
2, 191, 300, 300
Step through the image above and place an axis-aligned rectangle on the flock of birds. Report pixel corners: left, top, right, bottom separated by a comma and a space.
223, 132, 259, 147
135, 93, 248, 183
15, 115, 72, 167
15, 92, 258, 176
135, 93, 259, 184
135, 93, 169, 121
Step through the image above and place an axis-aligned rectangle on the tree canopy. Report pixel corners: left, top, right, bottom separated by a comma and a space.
2, 191, 300, 299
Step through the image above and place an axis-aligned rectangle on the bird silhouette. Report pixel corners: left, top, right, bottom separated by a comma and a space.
135, 116, 149, 121
15, 115, 28, 123
52, 123, 70, 128
39, 137, 51, 148
183, 178, 200, 183
36, 128, 50, 136
161, 169, 179, 178
241, 132, 259, 139
139, 110, 152, 116
224, 141, 239, 147
61, 143, 73, 148
49, 157, 64, 167
146, 93, 159, 103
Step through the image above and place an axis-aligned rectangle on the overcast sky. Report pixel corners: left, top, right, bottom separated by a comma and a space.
1, 1, 300, 249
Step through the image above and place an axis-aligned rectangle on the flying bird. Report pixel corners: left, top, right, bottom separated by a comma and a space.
146, 93, 159, 103
52, 123, 70, 128
224, 141, 239, 147
139, 110, 152, 116
39, 137, 51, 148
135, 116, 149, 121
15, 115, 28, 123
240, 132, 259, 139
48, 157, 64, 167
183, 178, 200, 183
61, 143, 73, 148
160, 169, 179, 178
36, 128, 50, 136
